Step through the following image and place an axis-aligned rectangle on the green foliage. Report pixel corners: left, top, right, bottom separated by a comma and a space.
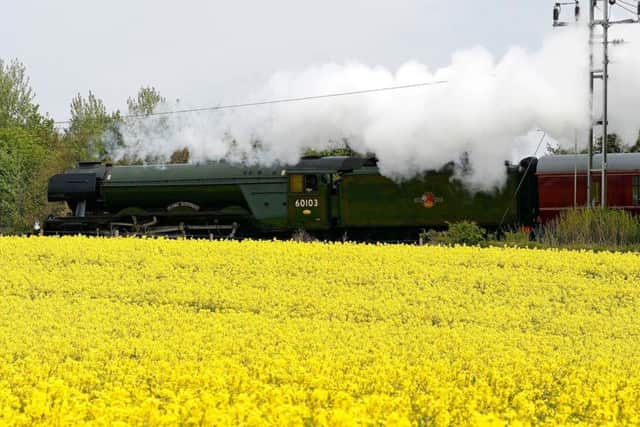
0, 58, 61, 233
0, 124, 50, 232
446, 221, 486, 245
65, 87, 168, 164
0, 59, 52, 132
169, 147, 190, 164
66, 91, 122, 160
503, 230, 531, 246
303, 138, 367, 157
69, 91, 111, 134
423, 221, 486, 246
0, 141, 25, 230
127, 86, 165, 116
595, 133, 624, 154
0, 127, 59, 231
542, 209, 640, 248
0, 58, 194, 232
121, 86, 191, 165
305, 146, 357, 157
547, 133, 635, 155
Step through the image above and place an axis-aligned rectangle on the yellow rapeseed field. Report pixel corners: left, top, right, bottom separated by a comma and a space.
0, 236, 639, 426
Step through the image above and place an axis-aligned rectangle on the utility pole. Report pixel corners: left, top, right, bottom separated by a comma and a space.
588, 1, 594, 207
602, 0, 609, 207
554, 0, 639, 208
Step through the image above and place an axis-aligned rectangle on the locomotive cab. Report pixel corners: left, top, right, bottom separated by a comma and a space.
284, 156, 366, 231
287, 173, 329, 230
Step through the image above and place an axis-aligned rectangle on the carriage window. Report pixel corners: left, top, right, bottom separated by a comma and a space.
304, 175, 318, 193
289, 175, 303, 193
633, 176, 640, 206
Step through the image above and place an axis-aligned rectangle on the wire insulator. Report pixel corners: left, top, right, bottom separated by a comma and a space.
554, 3, 560, 22
609, 0, 616, 5
637, 0, 640, 16
575, 1, 581, 20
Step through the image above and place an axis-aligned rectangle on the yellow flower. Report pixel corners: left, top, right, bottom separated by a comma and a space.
0, 236, 639, 425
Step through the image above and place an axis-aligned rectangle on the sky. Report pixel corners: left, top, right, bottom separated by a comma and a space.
1, 1, 551, 122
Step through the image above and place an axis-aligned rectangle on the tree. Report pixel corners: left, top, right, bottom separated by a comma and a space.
0, 131, 29, 230
303, 138, 360, 157
0, 59, 52, 132
0, 58, 58, 232
169, 147, 190, 164
595, 133, 624, 154
547, 133, 625, 155
66, 91, 121, 159
124, 86, 190, 164
127, 86, 165, 116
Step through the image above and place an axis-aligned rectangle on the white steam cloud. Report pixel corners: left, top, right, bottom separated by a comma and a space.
113, 24, 640, 190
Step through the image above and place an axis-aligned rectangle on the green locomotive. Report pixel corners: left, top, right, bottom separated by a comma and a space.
45, 156, 537, 239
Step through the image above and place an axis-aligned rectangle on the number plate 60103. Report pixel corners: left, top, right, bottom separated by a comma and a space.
294, 199, 319, 208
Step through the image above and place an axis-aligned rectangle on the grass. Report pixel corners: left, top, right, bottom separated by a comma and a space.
542, 208, 640, 249
425, 210, 640, 252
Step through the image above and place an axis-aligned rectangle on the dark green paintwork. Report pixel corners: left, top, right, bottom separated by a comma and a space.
286, 180, 331, 230
337, 167, 518, 228
107, 162, 284, 182
240, 183, 288, 221
101, 163, 288, 229
58, 157, 520, 235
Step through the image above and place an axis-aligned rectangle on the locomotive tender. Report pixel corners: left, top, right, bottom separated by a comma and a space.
44, 153, 640, 239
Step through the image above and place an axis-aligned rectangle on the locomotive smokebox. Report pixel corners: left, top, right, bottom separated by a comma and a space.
47, 162, 109, 202
48, 173, 97, 202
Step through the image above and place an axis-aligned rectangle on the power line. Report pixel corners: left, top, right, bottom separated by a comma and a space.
615, 1, 637, 16
616, 0, 637, 10
53, 79, 450, 126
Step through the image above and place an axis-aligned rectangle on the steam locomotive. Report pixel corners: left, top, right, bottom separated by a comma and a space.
43, 153, 640, 239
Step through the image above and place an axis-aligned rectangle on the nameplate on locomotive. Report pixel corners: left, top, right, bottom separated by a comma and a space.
167, 201, 201, 212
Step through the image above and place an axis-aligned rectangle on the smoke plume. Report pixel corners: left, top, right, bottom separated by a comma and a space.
113, 24, 640, 190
